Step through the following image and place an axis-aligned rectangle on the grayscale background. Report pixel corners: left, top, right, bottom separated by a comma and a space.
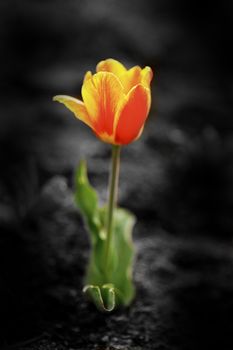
0, 1, 233, 349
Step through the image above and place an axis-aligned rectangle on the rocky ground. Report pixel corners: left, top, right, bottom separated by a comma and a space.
1, 118, 233, 350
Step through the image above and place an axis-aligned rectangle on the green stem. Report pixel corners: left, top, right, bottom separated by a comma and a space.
104, 145, 121, 274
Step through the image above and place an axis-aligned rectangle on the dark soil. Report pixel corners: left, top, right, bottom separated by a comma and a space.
1, 120, 233, 350
1, 1, 233, 349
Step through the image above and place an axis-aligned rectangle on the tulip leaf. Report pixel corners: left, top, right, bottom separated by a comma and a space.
83, 284, 115, 312
75, 160, 102, 243
74, 161, 136, 311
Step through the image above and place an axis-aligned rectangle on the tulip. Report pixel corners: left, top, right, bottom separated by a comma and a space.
53, 58, 153, 145
53, 59, 154, 311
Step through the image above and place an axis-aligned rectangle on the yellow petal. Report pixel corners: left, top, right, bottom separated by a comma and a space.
115, 84, 151, 145
95, 132, 116, 144
83, 70, 92, 83
141, 66, 153, 87
96, 59, 127, 79
81, 71, 124, 137
119, 66, 142, 93
53, 95, 92, 128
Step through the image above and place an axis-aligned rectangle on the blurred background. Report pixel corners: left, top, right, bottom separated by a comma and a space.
1, 1, 233, 349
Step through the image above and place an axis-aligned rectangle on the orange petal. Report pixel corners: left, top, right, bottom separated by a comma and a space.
141, 66, 153, 87
119, 66, 142, 93
53, 95, 92, 128
96, 59, 127, 79
115, 84, 151, 145
81, 71, 124, 137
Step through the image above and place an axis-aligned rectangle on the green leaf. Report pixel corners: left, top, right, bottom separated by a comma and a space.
83, 284, 116, 312
74, 161, 136, 311
74, 160, 101, 242
74, 160, 98, 218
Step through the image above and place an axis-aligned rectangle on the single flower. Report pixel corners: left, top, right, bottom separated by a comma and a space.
53, 58, 153, 145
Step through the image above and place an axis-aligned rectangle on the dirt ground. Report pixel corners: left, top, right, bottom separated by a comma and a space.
1, 119, 233, 350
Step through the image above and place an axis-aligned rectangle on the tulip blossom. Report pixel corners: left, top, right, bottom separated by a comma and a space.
53, 58, 153, 145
